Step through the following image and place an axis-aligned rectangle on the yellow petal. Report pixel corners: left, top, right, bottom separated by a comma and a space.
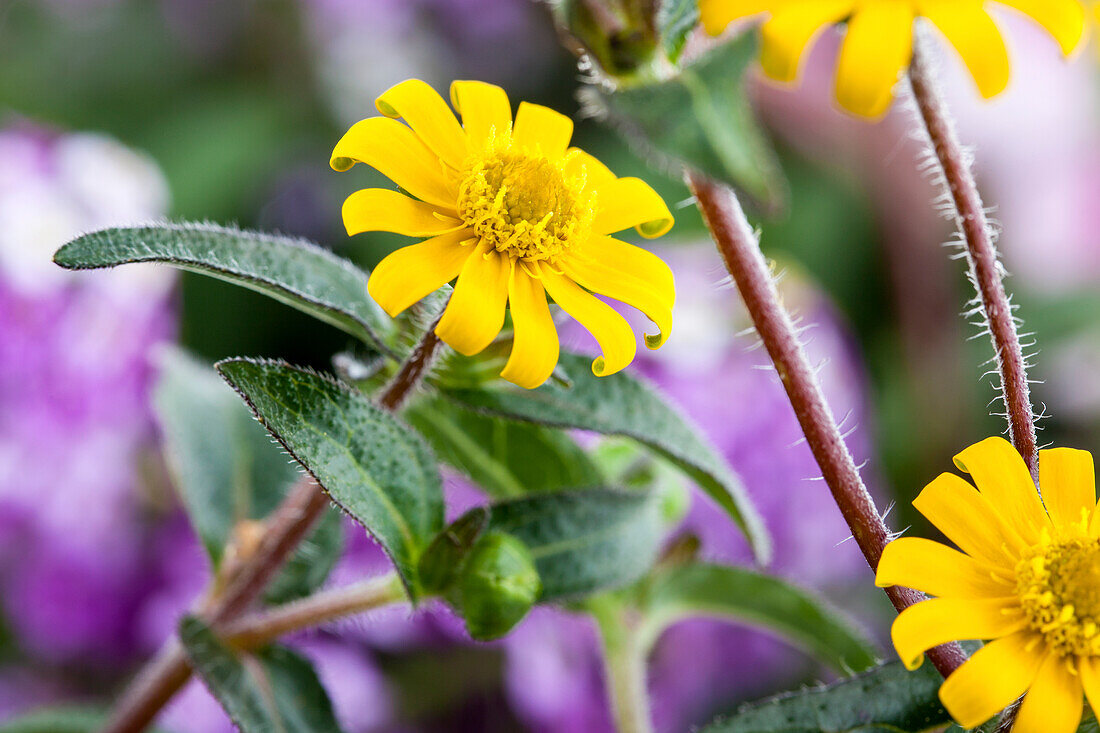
835, 0, 914, 118
891, 597, 1026, 671
500, 268, 559, 389
1014, 652, 1083, 733
342, 189, 462, 237
938, 631, 1044, 729
375, 79, 469, 170
1039, 447, 1095, 532
367, 229, 474, 317
331, 117, 457, 210
912, 471, 1025, 568
540, 265, 637, 377
994, 0, 1087, 56
759, 0, 854, 83
698, 0, 776, 36
1079, 656, 1100, 719
591, 178, 675, 239
435, 242, 511, 356
921, 1, 1010, 99
512, 102, 573, 160
875, 537, 1015, 599
954, 437, 1051, 544
450, 80, 512, 151
562, 148, 616, 193
560, 236, 674, 349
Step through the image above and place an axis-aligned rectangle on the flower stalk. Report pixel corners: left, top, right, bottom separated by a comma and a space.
687, 172, 968, 679
591, 597, 653, 733
101, 325, 445, 733
907, 29, 1038, 480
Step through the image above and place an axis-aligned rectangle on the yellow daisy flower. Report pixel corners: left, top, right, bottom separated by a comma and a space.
331, 79, 676, 389
699, 0, 1087, 118
876, 436, 1100, 732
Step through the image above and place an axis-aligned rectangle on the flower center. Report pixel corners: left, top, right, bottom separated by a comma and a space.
1017, 537, 1100, 658
457, 149, 593, 262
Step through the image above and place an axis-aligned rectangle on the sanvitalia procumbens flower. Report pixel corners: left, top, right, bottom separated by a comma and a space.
332, 79, 676, 389
699, 1, 1087, 118
876, 437, 1100, 732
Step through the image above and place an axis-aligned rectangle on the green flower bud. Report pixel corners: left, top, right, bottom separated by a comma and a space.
452, 532, 541, 641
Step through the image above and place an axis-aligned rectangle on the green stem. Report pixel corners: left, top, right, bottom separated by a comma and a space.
591, 598, 653, 733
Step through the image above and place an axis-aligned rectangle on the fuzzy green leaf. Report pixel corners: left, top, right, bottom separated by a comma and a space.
442, 352, 770, 563
586, 31, 785, 211
216, 359, 443, 599
153, 348, 344, 602
657, 0, 699, 60
179, 617, 343, 733
433, 489, 665, 601
637, 563, 879, 673
701, 660, 950, 733
53, 223, 392, 350
0, 708, 170, 733
404, 395, 604, 499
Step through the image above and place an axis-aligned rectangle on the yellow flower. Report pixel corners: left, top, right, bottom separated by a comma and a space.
331, 79, 676, 389
699, 0, 1087, 118
876, 436, 1100, 732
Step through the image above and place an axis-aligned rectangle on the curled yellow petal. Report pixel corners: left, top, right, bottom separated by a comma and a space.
890, 597, 1026, 671
922, 2, 1010, 100
760, 0, 854, 83
875, 537, 1015, 599
436, 242, 511, 356
512, 102, 573, 160
375, 79, 469, 170
1039, 447, 1096, 532
591, 178, 674, 239
331, 117, 456, 209
698, 0, 775, 36
1079, 657, 1100, 720
500, 268, 559, 389
953, 437, 1051, 544
561, 236, 674, 349
938, 631, 1044, 729
540, 264, 636, 377
450, 80, 513, 150
994, 0, 1086, 56
342, 189, 462, 237
835, 0, 914, 118
1014, 652, 1083, 733
562, 148, 616, 193
911, 471, 1025, 568
367, 229, 473, 317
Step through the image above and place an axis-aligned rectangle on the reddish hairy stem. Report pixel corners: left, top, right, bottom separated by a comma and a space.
688, 173, 968, 678
908, 32, 1038, 480
101, 327, 443, 733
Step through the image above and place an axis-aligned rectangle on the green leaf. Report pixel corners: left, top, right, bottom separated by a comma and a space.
179, 617, 343, 733
701, 660, 950, 733
443, 488, 665, 601
586, 31, 785, 211
404, 394, 604, 499
657, 0, 699, 61
441, 352, 770, 563
0, 708, 171, 733
53, 224, 393, 351
153, 348, 345, 602
216, 359, 443, 599
637, 563, 879, 673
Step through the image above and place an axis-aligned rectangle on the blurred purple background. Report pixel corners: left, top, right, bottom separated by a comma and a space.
2, 1, 1099, 731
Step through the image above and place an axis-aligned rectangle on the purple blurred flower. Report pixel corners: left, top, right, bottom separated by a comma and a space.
0, 125, 174, 676
501, 243, 879, 732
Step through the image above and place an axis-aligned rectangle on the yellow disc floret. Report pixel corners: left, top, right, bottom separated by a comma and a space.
1017, 535, 1100, 658
457, 141, 594, 263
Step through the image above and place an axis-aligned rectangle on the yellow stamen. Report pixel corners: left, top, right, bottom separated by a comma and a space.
1017, 536, 1100, 658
